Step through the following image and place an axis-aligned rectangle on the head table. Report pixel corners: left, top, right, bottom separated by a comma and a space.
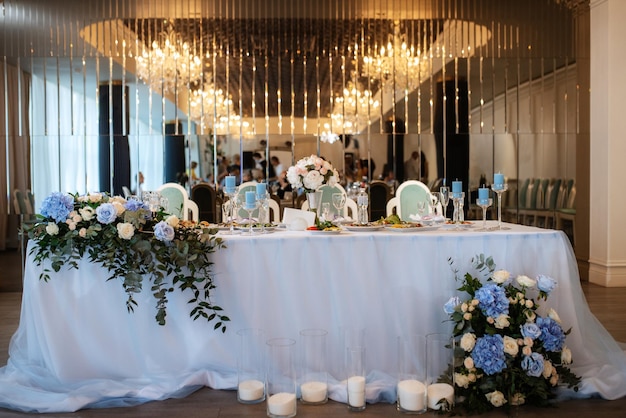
1, 221, 625, 412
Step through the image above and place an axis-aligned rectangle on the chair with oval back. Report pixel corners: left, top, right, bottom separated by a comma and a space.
191, 183, 220, 223
300, 183, 358, 220
157, 182, 198, 221
368, 180, 392, 222
385, 180, 433, 221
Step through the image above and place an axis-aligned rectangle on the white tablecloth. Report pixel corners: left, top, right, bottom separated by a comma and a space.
1, 221, 625, 412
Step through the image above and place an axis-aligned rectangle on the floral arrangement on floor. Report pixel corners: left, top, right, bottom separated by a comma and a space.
25, 191, 229, 330
444, 254, 580, 414
286, 154, 340, 193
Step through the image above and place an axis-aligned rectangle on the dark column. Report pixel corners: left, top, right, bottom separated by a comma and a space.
385, 119, 405, 182
98, 83, 130, 195
435, 79, 470, 213
164, 122, 185, 184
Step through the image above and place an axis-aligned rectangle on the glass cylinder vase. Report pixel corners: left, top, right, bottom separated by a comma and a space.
237, 328, 266, 404
299, 329, 328, 405
266, 338, 297, 418
426, 333, 454, 412
306, 191, 323, 216
397, 334, 427, 414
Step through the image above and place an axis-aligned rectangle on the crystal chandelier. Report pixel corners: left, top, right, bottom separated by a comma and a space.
328, 78, 380, 135
361, 21, 426, 91
135, 26, 204, 94
188, 85, 233, 127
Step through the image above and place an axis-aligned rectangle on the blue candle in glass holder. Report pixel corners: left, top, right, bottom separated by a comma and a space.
245, 191, 256, 208
452, 180, 463, 197
478, 187, 490, 205
256, 183, 266, 196
225, 176, 236, 192
493, 173, 505, 190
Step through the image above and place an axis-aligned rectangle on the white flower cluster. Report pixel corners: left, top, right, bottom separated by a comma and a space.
286, 154, 339, 192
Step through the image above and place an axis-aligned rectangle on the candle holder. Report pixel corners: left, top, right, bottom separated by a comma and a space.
256, 190, 270, 234
242, 200, 260, 236
223, 187, 240, 235
476, 198, 493, 231
451, 192, 465, 228
490, 184, 510, 230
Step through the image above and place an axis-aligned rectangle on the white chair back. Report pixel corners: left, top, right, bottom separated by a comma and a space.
385, 180, 433, 221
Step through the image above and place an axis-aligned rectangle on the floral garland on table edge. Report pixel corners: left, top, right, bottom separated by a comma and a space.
443, 254, 580, 415
286, 154, 340, 194
25, 192, 229, 330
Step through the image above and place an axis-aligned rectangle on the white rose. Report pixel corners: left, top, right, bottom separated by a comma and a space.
461, 302, 468, 312
460, 333, 476, 352
543, 360, 554, 379
494, 314, 510, 329
454, 373, 469, 388
511, 393, 525, 406
79, 227, 87, 238
67, 221, 77, 231
112, 201, 126, 216
463, 356, 474, 369
166, 215, 180, 228
517, 275, 537, 288
303, 170, 324, 190
88, 192, 103, 203
492, 269, 510, 284
486, 391, 507, 407
468, 373, 477, 382
72, 213, 82, 223
77, 195, 88, 203
116, 222, 135, 240
561, 346, 572, 365
548, 308, 562, 324
525, 299, 534, 308
79, 206, 95, 221
109, 196, 126, 204
503, 335, 519, 357
463, 312, 472, 320
522, 346, 532, 356
45, 222, 59, 235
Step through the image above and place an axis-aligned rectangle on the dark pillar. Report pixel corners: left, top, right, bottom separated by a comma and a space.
385, 119, 405, 182
164, 122, 185, 184
98, 83, 130, 196
435, 79, 469, 213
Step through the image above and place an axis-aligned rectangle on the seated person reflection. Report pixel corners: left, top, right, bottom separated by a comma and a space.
275, 170, 293, 200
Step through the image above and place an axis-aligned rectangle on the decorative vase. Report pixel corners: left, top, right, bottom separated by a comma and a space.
306, 191, 323, 216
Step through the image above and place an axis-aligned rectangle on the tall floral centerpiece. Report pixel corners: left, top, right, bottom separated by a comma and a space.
286, 154, 339, 217
444, 254, 580, 414
25, 192, 229, 330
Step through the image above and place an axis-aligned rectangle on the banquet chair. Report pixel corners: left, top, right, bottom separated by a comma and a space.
191, 183, 221, 223
235, 181, 265, 220
13, 189, 36, 281
385, 180, 433, 221
368, 180, 392, 222
300, 183, 358, 220
157, 182, 199, 222
556, 184, 576, 247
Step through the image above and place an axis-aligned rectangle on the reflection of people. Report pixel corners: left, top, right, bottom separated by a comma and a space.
252, 152, 275, 180
134, 171, 145, 197
275, 170, 293, 199
269, 156, 283, 182
404, 151, 428, 182
379, 164, 398, 192
187, 161, 200, 184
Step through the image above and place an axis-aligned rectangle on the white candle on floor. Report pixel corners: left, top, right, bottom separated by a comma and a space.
238, 379, 264, 401
347, 376, 366, 407
427, 383, 454, 410
397, 379, 426, 411
267, 392, 296, 416
300, 381, 327, 403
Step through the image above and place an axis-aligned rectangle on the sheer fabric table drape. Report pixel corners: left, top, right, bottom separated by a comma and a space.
1, 222, 625, 412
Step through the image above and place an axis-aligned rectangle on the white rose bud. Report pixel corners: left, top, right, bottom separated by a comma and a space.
543, 360, 554, 379
492, 269, 510, 284
524, 337, 534, 347
522, 346, 532, 356
166, 215, 180, 228
561, 347, 572, 365
517, 274, 537, 288
486, 391, 507, 407
79, 228, 87, 238
503, 336, 519, 357
525, 299, 534, 308
88, 192, 103, 203
463, 312, 472, 321
116, 222, 135, 240
468, 373, 477, 382
45, 222, 59, 236
471, 299, 479, 306
511, 393, 525, 406
68, 221, 77, 231
464, 357, 474, 369
494, 314, 510, 329
548, 308, 562, 324
461, 302, 469, 312
460, 333, 476, 352
112, 201, 126, 216
550, 374, 559, 386
454, 373, 469, 388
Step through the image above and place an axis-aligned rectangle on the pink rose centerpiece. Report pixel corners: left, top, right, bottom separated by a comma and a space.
286, 155, 339, 218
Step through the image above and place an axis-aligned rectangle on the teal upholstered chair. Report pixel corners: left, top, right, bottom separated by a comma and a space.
385, 180, 433, 221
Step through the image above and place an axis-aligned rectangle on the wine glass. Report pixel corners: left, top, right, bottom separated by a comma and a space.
430, 192, 441, 217
439, 186, 450, 218
256, 190, 270, 234
416, 201, 428, 218
476, 197, 493, 231
223, 186, 240, 235
332, 193, 346, 221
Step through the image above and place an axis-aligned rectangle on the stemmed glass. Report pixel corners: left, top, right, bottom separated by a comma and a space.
476, 198, 493, 231
430, 192, 441, 217
256, 190, 270, 234
223, 186, 240, 235
439, 186, 450, 219
321, 202, 331, 222
332, 193, 346, 221
491, 183, 510, 230
241, 197, 260, 236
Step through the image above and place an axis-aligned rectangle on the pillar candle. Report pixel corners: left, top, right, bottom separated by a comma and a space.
478, 187, 489, 205
225, 175, 236, 190
245, 191, 256, 206
494, 172, 505, 186
427, 383, 454, 410
256, 183, 266, 196
452, 181, 462, 194
397, 379, 426, 412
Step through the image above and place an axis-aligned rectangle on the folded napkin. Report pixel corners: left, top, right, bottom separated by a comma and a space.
282, 207, 316, 227
409, 214, 446, 224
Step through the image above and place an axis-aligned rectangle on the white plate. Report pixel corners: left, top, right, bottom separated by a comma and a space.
307, 229, 342, 235
384, 224, 424, 232
343, 224, 385, 232
442, 221, 474, 230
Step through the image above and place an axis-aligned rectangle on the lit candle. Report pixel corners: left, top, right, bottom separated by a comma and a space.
256, 182, 266, 196
478, 187, 489, 205
347, 375, 366, 407
397, 379, 426, 412
300, 381, 327, 403
267, 392, 297, 416
493, 172, 505, 189
238, 379, 264, 402
225, 175, 236, 190
245, 190, 256, 207
427, 383, 454, 410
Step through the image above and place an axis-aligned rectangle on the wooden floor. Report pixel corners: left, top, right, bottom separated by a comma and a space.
1, 248, 626, 417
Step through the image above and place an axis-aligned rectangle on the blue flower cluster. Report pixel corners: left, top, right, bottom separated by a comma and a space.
521, 322, 542, 340
522, 352, 545, 377
536, 274, 557, 294
95, 203, 118, 224
40, 192, 74, 223
475, 283, 509, 318
471, 334, 506, 375
536, 317, 565, 351
154, 221, 175, 242
124, 199, 147, 212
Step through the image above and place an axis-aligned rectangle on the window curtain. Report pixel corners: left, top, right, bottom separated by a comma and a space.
0, 63, 31, 250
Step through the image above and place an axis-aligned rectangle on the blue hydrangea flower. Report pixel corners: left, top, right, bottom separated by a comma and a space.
96, 203, 118, 224
521, 352, 545, 377
536, 274, 557, 294
471, 334, 506, 375
521, 322, 542, 340
443, 296, 461, 315
536, 316, 565, 352
40, 192, 74, 222
475, 283, 509, 318
154, 221, 175, 242
125, 199, 147, 212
